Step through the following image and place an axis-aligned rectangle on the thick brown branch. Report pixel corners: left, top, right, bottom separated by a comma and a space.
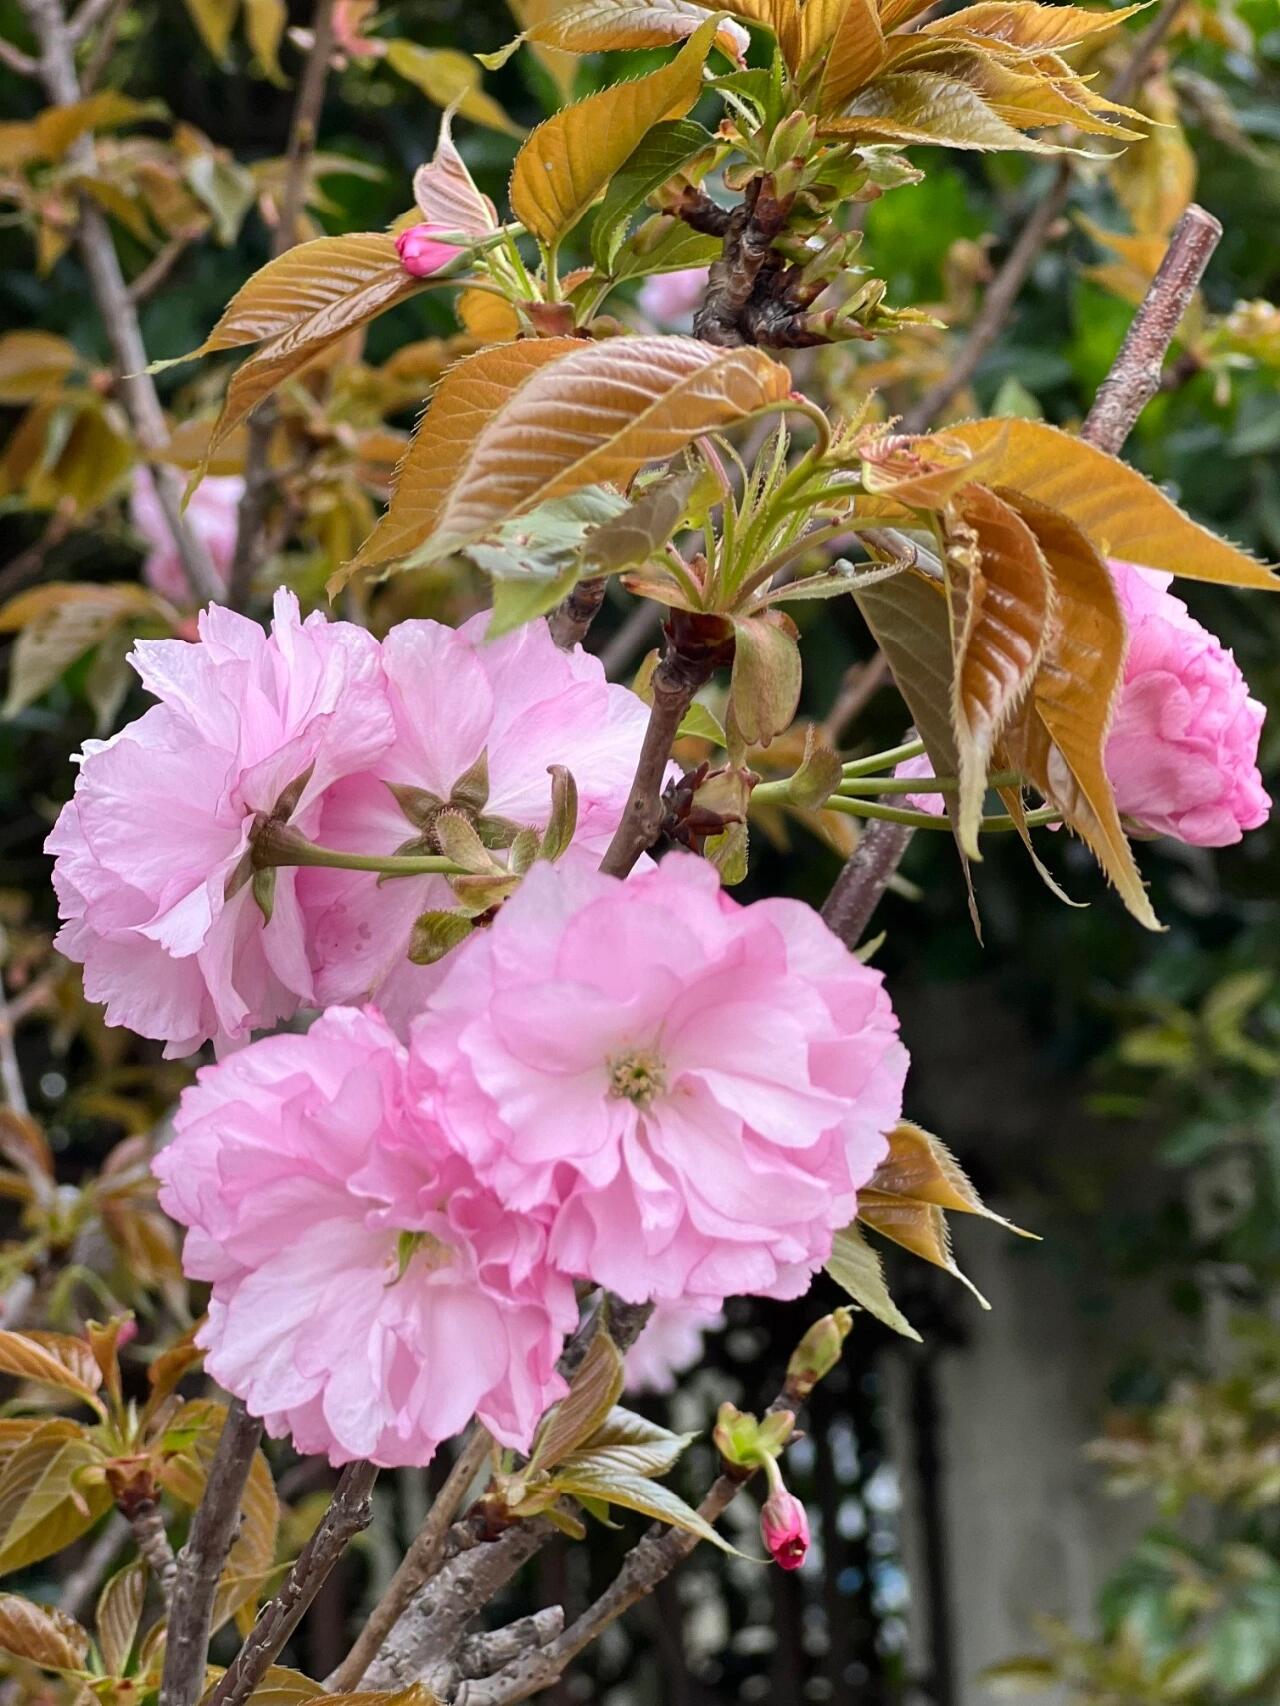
159, 1399, 264, 1706
18, 0, 223, 606
820, 819, 916, 951
1082, 203, 1220, 455
206, 1459, 378, 1706
902, 0, 1188, 432
228, 0, 336, 610
547, 576, 608, 651
328, 1429, 493, 1691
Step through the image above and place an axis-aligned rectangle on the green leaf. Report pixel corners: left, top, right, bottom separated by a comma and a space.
0, 1424, 112, 1576
729, 611, 802, 747
95, 1559, 146, 1676
677, 701, 727, 744
826, 1223, 922, 1341
0, 583, 170, 720
408, 911, 475, 965
584, 469, 707, 574
608, 219, 721, 282
551, 1460, 739, 1552
384, 42, 524, 138
539, 766, 579, 862
590, 118, 716, 272
528, 1327, 625, 1475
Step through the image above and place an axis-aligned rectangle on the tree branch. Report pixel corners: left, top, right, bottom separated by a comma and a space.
1081, 203, 1221, 455
901, 0, 1188, 433
159, 1399, 264, 1706
227, 0, 336, 611
125, 1499, 177, 1601
547, 577, 608, 651
18, 0, 222, 605
0, 33, 37, 73
327, 1429, 493, 1691
206, 1459, 378, 1706
820, 819, 916, 950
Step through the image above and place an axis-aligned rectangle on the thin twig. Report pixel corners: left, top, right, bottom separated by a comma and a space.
18, 0, 222, 605
1081, 203, 1221, 454
328, 1429, 492, 1691
0, 33, 37, 72
548, 577, 608, 651
902, 0, 1189, 432
206, 1460, 378, 1706
227, 0, 336, 610
78, 0, 127, 92
125, 1499, 178, 1602
127, 236, 189, 305
820, 818, 916, 949
67, 0, 117, 44
159, 1399, 264, 1706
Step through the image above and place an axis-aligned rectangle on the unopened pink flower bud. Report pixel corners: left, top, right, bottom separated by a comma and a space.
761, 1486, 810, 1570
396, 222, 463, 278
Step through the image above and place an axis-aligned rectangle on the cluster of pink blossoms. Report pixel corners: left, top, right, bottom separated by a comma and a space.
51, 592, 908, 1468
898, 557, 1270, 847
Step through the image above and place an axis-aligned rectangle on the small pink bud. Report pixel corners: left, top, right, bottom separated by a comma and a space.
396, 222, 462, 278
761, 1487, 810, 1571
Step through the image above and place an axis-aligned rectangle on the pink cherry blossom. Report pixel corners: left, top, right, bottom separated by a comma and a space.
624, 1300, 725, 1395
131, 468, 243, 605
638, 267, 711, 329
300, 613, 652, 1033
396, 222, 464, 277
893, 750, 946, 816
1106, 559, 1269, 846
411, 854, 908, 1307
47, 591, 394, 1055
760, 1485, 810, 1570
155, 1006, 575, 1467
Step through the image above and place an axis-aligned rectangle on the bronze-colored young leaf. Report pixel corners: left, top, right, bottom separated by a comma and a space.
498, 0, 748, 59
0, 1329, 105, 1404
859, 426, 1006, 509
413, 108, 499, 238
809, 0, 887, 111
946, 484, 1053, 857
947, 419, 1280, 590
729, 610, 802, 747
919, 0, 1148, 53
528, 1326, 625, 1475
385, 42, 524, 138
826, 1223, 921, 1341
510, 16, 719, 245
162, 234, 423, 365
823, 71, 1061, 151
855, 1195, 990, 1307
341, 335, 791, 581
869, 1121, 1034, 1237
560, 1427, 695, 1481
854, 568, 960, 813
999, 491, 1160, 930
95, 1558, 146, 1676
0, 1592, 90, 1674
0, 1424, 112, 1576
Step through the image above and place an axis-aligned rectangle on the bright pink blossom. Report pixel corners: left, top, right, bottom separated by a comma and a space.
760, 1486, 810, 1570
300, 613, 652, 1033
638, 267, 711, 329
396, 222, 463, 277
131, 468, 243, 605
47, 591, 394, 1055
155, 1006, 575, 1467
411, 854, 908, 1307
1106, 559, 1269, 846
624, 1300, 725, 1395
893, 751, 946, 816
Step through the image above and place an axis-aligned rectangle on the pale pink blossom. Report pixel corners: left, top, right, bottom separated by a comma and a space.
300, 613, 651, 1033
155, 1006, 575, 1467
893, 750, 946, 816
760, 1485, 810, 1570
131, 468, 243, 605
396, 222, 464, 277
1106, 559, 1269, 846
47, 591, 393, 1055
411, 854, 908, 1307
624, 1300, 725, 1395
638, 267, 711, 329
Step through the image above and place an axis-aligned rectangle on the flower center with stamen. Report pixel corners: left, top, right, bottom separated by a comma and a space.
387, 1229, 454, 1285
607, 1049, 667, 1108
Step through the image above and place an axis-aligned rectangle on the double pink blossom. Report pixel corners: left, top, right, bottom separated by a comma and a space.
1105, 559, 1269, 846
624, 1300, 726, 1395
156, 1006, 576, 1466
300, 613, 651, 1033
47, 591, 393, 1055
411, 854, 908, 1307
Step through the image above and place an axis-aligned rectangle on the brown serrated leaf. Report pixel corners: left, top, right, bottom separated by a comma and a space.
0, 1592, 90, 1674
822, 70, 1063, 151
498, 0, 748, 60
856, 1195, 990, 1307
0, 1330, 104, 1404
809, 0, 887, 109
946, 419, 1280, 591
510, 16, 718, 245
999, 491, 1159, 930
0, 1424, 112, 1576
413, 110, 498, 237
869, 1121, 1031, 1231
340, 335, 790, 582
919, 0, 1148, 54
947, 484, 1053, 856
95, 1559, 145, 1676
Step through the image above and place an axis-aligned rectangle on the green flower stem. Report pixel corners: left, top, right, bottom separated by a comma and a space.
837, 770, 1023, 797
253, 823, 465, 879
749, 786, 1060, 833
842, 739, 924, 776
